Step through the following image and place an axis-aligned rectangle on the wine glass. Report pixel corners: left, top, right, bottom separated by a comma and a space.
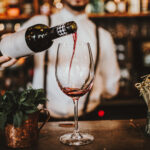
55, 41, 95, 146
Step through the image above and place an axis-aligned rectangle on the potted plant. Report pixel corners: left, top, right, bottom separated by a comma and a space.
135, 74, 150, 136
0, 88, 50, 148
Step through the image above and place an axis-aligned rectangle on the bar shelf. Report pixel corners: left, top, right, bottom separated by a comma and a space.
88, 12, 150, 18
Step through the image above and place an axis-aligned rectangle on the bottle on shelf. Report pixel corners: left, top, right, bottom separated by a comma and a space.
0, 21, 77, 58
89, 0, 104, 13
22, 0, 33, 16
116, 0, 127, 13
40, 0, 51, 15
105, 0, 117, 13
0, 0, 7, 16
141, 0, 149, 13
7, 0, 20, 17
128, 0, 140, 14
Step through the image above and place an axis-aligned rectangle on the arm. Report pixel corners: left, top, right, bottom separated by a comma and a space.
99, 28, 121, 99
0, 15, 48, 68
0, 33, 17, 68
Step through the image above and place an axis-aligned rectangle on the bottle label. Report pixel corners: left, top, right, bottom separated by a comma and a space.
56, 24, 68, 36
0, 29, 33, 58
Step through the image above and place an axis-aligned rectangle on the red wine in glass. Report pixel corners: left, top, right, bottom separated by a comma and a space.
62, 87, 89, 98
59, 81, 93, 99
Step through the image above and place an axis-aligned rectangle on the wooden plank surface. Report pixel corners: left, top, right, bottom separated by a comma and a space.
0, 119, 150, 150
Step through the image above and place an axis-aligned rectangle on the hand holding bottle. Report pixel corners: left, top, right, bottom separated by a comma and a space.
0, 56, 17, 68
0, 33, 17, 68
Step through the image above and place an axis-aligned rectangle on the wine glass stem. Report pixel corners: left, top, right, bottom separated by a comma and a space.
73, 99, 79, 133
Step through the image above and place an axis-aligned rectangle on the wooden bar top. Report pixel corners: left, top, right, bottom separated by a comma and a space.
0, 119, 150, 150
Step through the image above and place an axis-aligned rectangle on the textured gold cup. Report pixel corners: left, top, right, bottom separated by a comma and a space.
5, 109, 50, 148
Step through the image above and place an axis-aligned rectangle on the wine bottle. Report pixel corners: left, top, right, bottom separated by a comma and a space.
105, 0, 117, 13
128, 0, 140, 14
0, 21, 77, 58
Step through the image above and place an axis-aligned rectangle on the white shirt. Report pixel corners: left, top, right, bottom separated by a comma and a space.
20, 8, 120, 118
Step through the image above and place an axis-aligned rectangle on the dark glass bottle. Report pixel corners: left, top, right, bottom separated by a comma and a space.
0, 21, 77, 58
25, 21, 77, 52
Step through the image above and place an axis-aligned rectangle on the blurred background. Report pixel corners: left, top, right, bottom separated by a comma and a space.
0, 0, 150, 120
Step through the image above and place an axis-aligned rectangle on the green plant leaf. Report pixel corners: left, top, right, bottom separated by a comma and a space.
19, 96, 26, 103
25, 107, 38, 114
0, 88, 47, 128
22, 102, 35, 107
23, 114, 29, 122
0, 112, 7, 130
13, 111, 24, 128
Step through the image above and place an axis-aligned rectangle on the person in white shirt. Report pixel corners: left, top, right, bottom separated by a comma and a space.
0, 0, 120, 119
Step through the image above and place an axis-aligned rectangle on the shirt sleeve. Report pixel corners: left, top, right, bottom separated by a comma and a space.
99, 28, 121, 98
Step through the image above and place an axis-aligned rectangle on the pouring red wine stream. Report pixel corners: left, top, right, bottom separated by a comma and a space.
69, 32, 77, 73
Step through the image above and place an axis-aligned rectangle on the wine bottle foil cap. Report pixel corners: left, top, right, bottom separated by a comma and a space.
65, 21, 77, 33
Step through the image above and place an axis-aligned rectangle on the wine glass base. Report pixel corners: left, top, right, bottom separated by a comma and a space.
60, 133, 94, 146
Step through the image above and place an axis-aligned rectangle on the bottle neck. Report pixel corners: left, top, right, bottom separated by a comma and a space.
48, 21, 77, 40
48, 25, 68, 40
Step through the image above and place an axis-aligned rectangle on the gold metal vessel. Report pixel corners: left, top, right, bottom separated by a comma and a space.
5, 109, 50, 148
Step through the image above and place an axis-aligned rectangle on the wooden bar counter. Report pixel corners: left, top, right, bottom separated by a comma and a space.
0, 119, 150, 150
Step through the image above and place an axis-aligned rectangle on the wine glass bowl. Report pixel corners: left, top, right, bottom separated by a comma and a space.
55, 41, 95, 146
